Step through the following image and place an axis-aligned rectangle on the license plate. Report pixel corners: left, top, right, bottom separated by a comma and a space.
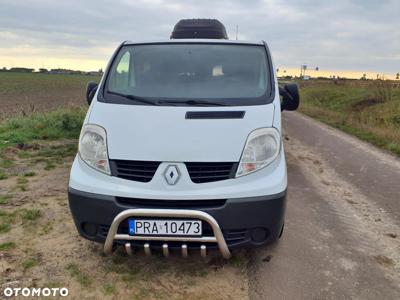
128, 219, 202, 236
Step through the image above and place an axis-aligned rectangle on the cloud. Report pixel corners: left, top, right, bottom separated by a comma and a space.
0, 0, 399, 75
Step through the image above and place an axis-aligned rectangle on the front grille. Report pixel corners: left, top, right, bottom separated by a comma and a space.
116, 197, 226, 209
110, 160, 161, 182
185, 162, 237, 183
110, 160, 237, 184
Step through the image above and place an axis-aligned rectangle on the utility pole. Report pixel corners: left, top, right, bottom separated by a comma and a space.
300, 64, 319, 78
235, 25, 238, 40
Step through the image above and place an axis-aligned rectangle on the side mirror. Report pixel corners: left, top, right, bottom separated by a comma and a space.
279, 84, 300, 111
86, 82, 98, 105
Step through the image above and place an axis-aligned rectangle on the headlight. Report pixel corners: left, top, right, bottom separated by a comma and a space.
236, 128, 281, 177
78, 124, 110, 174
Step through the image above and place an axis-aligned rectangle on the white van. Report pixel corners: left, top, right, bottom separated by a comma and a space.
68, 19, 299, 259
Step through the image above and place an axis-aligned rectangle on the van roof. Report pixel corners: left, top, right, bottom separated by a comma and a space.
122, 39, 266, 46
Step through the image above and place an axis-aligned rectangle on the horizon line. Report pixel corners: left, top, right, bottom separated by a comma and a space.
1, 65, 399, 80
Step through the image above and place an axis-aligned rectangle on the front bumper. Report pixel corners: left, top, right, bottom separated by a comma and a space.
68, 188, 286, 254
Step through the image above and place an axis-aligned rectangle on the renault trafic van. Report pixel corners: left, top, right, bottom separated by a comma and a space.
68, 19, 300, 259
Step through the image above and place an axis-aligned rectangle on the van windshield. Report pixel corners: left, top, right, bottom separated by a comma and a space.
104, 43, 272, 106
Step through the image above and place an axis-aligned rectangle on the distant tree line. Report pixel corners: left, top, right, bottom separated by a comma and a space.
1, 67, 34, 73
0, 67, 103, 76
278, 74, 400, 81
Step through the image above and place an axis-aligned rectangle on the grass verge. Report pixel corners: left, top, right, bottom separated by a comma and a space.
0, 107, 85, 178
298, 80, 400, 156
0, 107, 86, 151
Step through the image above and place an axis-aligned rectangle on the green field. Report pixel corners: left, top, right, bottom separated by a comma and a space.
0, 72, 100, 98
298, 80, 400, 156
0, 72, 100, 119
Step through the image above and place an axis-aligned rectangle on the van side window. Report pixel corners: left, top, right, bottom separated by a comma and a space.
109, 50, 132, 93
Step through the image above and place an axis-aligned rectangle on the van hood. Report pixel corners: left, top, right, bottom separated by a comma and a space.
88, 102, 276, 162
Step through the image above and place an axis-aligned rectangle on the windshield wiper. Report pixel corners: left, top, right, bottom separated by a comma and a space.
108, 92, 229, 106
157, 99, 229, 106
108, 91, 160, 106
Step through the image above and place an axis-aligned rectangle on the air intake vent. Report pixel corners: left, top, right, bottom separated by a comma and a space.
171, 19, 228, 39
116, 197, 226, 209
110, 160, 237, 184
185, 162, 237, 183
110, 160, 161, 182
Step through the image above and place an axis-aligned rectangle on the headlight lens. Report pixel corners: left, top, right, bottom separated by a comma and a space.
78, 124, 110, 174
236, 128, 281, 177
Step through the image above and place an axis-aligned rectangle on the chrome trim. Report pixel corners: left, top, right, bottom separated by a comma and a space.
162, 244, 169, 257
182, 244, 188, 257
144, 243, 151, 256
164, 165, 181, 185
125, 243, 133, 256
103, 208, 231, 259
114, 235, 217, 243
200, 245, 207, 258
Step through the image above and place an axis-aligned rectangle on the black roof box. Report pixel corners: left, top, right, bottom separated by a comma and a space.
171, 19, 228, 39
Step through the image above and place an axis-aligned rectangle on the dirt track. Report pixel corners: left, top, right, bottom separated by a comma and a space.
249, 112, 400, 299
1, 112, 399, 299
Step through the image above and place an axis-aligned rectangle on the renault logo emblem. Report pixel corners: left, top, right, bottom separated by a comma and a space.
164, 165, 180, 185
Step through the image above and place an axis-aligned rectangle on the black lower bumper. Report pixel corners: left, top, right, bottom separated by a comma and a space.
68, 188, 286, 249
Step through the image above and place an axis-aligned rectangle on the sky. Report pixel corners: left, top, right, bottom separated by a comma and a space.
0, 0, 399, 79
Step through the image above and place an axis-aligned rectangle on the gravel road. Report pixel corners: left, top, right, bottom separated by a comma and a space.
249, 112, 400, 299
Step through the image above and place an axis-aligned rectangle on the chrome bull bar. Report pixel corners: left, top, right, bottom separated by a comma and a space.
103, 208, 231, 259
